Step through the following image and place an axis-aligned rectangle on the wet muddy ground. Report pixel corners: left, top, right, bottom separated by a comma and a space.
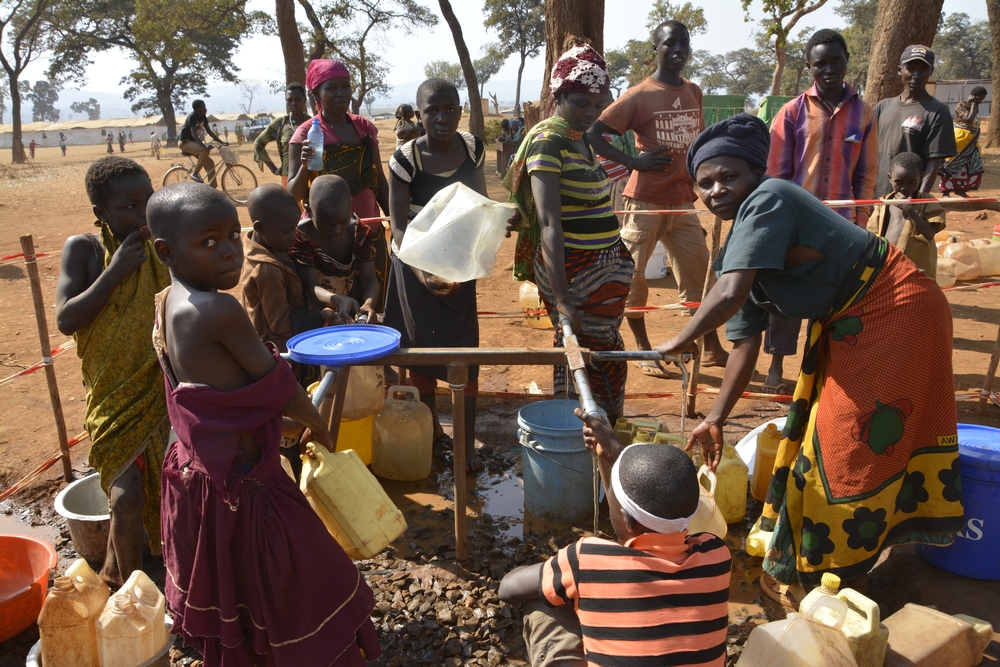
3, 396, 999, 666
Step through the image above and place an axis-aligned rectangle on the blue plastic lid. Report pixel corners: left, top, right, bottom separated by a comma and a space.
286, 326, 400, 366
957, 423, 1000, 465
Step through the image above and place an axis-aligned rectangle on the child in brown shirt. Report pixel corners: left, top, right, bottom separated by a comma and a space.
867, 152, 946, 279
237, 184, 343, 352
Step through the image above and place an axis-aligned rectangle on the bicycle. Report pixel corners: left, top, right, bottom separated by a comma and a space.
162, 142, 258, 205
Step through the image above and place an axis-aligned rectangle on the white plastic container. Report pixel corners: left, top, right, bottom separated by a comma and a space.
396, 182, 518, 282
977, 241, 1000, 276
799, 574, 888, 667
342, 365, 385, 421
96, 570, 167, 667
883, 604, 994, 667
37, 559, 110, 667
736, 597, 859, 667
644, 241, 668, 280
943, 242, 981, 280
687, 466, 728, 539
936, 257, 958, 288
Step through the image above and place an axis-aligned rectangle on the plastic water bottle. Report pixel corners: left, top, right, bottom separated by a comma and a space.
306, 118, 324, 170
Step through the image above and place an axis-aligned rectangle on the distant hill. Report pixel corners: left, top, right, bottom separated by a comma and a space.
45, 76, 545, 122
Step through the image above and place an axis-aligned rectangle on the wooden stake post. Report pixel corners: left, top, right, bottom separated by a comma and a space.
978, 324, 1000, 416
20, 235, 74, 483
687, 216, 723, 418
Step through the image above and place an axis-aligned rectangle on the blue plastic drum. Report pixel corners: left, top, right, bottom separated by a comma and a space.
286, 326, 401, 366
917, 424, 1000, 580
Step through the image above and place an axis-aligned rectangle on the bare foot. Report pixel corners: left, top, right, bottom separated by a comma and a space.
700, 350, 729, 368
762, 370, 789, 395
466, 442, 484, 473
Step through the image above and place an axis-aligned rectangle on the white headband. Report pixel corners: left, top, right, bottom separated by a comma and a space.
611, 446, 697, 534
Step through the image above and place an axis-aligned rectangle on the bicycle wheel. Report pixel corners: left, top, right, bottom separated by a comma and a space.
221, 164, 257, 204
162, 166, 190, 187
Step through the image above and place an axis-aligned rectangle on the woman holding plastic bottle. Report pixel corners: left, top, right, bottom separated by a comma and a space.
288, 59, 391, 313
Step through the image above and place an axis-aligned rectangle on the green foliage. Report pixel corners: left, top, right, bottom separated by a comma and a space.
482, 0, 543, 108
741, 0, 829, 95
645, 0, 708, 36
311, 0, 438, 112
69, 97, 100, 119
483, 118, 502, 143
605, 40, 653, 95
834, 0, 877, 93
48, 0, 262, 130
934, 12, 993, 80
22, 79, 60, 122
424, 60, 466, 90
474, 48, 506, 95
695, 49, 775, 97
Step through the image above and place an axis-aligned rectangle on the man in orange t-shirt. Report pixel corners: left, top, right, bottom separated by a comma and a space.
588, 20, 728, 375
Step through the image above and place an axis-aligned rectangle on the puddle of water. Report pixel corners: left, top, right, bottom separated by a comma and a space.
0, 513, 60, 543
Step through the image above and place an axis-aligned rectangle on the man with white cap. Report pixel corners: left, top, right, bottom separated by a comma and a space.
499, 415, 731, 666
873, 45, 956, 196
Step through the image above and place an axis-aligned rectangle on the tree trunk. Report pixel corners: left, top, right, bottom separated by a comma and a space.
159, 89, 178, 146
986, 0, 1000, 148
865, 0, 944, 104
770, 42, 786, 96
9, 78, 25, 164
539, 0, 604, 113
515, 53, 526, 115
276, 0, 306, 86
438, 0, 483, 138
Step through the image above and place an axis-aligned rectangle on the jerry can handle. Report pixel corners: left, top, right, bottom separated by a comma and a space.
806, 596, 848, 630
387, 385, 420, 402
837, 588, 880, 628
698, 465, 718, 494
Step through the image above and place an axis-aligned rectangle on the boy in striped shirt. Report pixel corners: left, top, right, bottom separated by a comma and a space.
500, 417, 731, 666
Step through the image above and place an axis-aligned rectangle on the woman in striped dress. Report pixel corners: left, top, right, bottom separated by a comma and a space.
504, 44, 634, 422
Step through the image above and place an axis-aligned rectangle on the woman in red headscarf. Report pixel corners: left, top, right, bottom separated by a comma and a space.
503, 44, 634, 422
288, 59, 391, 313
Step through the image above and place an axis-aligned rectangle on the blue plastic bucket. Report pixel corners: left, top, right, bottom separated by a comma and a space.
917, 424, 1000, 580
518, 400, 602, 525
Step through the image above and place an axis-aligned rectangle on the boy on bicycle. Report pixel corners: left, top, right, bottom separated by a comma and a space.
179, 99, 227, 187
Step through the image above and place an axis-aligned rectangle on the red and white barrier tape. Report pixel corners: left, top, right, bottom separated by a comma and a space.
0, 431, 89, 502
615, 196, 1000, 216
0, 340, 77, 387
1, 251, 57, 265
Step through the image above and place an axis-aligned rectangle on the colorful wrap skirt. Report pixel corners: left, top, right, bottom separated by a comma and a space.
762, 241, 964, 587
533, 240, 633, 418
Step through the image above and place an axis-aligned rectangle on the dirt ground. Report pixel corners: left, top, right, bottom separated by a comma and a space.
2, 119, 1000, 664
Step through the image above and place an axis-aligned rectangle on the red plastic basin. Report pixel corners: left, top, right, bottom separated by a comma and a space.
0, 534, 58, 643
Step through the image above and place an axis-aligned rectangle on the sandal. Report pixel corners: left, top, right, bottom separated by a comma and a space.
759, 572, 806, 610
761, 377, 790, 395
636, 359, 672, 379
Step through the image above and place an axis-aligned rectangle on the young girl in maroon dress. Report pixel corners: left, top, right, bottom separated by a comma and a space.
147, 182, 380, 667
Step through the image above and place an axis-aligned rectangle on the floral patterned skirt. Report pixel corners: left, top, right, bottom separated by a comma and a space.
762, 244, 964, 587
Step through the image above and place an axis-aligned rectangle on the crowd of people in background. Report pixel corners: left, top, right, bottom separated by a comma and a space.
47, 11, 987, 665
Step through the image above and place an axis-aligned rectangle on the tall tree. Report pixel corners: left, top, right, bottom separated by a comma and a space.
1, 0, 54, 163
0, 79, 9, 122
645, 0, 707, 35
275, 0, 306, 86
539, 0, 604, 111
69, 97, 100, 119
933, 13, 992, 80
865, 0, 944, 103
474, 49, 505, 97
238, 78, 263, 114
24, 78, 59, 121
424, 60, 465, 90
483, 0, 544, 116
297, 0, 436, 114
438, 0, 483, 138
741, 0, 828, 96
49, 0, 262, 143
834, 0, 877, 94
986, 0, 1000, 148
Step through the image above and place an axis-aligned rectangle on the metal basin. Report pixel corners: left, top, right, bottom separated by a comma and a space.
54, 473, 110, 565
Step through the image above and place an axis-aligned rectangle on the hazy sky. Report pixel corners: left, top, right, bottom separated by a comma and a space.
22, 0, 990, 101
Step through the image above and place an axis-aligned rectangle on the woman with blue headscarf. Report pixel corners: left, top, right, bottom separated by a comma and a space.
657, 114, 961, 604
